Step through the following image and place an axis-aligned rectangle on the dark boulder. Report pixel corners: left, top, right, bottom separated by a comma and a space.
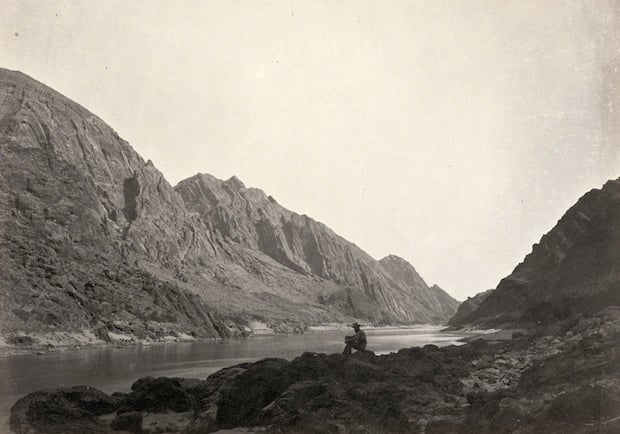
111, 411, 143, 432
10, 386, 117, 434
215, 358, 291, 426
260, 380, 329, 420
122, 377, 193, 413
546, 384, 620, 424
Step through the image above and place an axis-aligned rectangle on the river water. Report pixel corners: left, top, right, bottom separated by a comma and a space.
0, 326, 472, 432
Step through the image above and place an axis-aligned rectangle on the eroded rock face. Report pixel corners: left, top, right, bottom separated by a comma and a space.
450, 178, 620, 328
176, 174, 459, 324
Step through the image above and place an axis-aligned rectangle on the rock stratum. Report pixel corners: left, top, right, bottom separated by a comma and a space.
0, 68, 458, 349
450, 177, 620, 328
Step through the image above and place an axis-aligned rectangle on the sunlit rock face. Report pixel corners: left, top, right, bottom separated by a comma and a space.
451, 177, 620, 328
0, 68, 459, 346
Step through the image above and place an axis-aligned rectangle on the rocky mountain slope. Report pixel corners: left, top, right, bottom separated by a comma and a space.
378, 255, 460, 322
450, 177, 620, 328
0, 68, 458, 349
0, 68, 243, 345
176, 174, 459, 324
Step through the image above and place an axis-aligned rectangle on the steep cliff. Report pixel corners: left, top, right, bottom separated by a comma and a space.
0, 68, 459, 347
176, 174, 459, 324
0, 68, 239, 343
450, 178, 620, 327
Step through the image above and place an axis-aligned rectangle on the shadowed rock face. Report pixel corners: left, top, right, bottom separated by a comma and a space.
450, 178, 620, 328
0, 68, 459, 346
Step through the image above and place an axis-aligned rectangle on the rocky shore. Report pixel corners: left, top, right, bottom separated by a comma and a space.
10, 307, 620, 433
0, 319, 310, 359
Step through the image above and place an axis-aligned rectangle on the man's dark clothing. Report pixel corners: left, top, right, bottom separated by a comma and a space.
343, 328, 367, 356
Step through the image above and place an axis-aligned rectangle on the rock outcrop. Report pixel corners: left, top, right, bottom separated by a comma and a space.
0, 68, 459, 348
450, 177, 620, 328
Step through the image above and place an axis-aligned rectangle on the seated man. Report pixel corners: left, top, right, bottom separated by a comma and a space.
343, 322, 367, 356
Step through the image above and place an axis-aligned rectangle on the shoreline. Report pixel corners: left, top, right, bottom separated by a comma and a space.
0, 322, 470, 359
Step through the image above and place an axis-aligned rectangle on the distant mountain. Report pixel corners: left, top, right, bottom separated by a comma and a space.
0, 68, 459, 347
377, 255, 460, 322
176, 174, 459, 324
447, 289, 493, 326
450, 178, 620, 328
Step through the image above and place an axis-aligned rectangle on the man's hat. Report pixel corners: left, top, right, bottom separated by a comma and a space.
350, 322, 361, 328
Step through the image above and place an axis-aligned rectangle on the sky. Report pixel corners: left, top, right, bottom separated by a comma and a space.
1, 0, 619, 301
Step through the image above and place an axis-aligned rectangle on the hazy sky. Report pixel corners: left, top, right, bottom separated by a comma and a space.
2, 1, 619, 300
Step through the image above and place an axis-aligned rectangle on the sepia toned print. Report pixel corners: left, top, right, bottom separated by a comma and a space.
1, 1, 619, 433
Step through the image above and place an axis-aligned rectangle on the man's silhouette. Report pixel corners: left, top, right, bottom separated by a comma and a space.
343, 322, 366, 356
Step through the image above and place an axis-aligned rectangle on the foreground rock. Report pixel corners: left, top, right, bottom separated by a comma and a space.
11, 308, 620, 433
10, 386, 119, 433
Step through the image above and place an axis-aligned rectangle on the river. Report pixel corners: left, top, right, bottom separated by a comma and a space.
0, 325, 473, 432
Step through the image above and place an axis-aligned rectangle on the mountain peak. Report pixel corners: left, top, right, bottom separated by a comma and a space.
225, 175, 246, 190
379, 254, 415, 267
379, 255, 422, 277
